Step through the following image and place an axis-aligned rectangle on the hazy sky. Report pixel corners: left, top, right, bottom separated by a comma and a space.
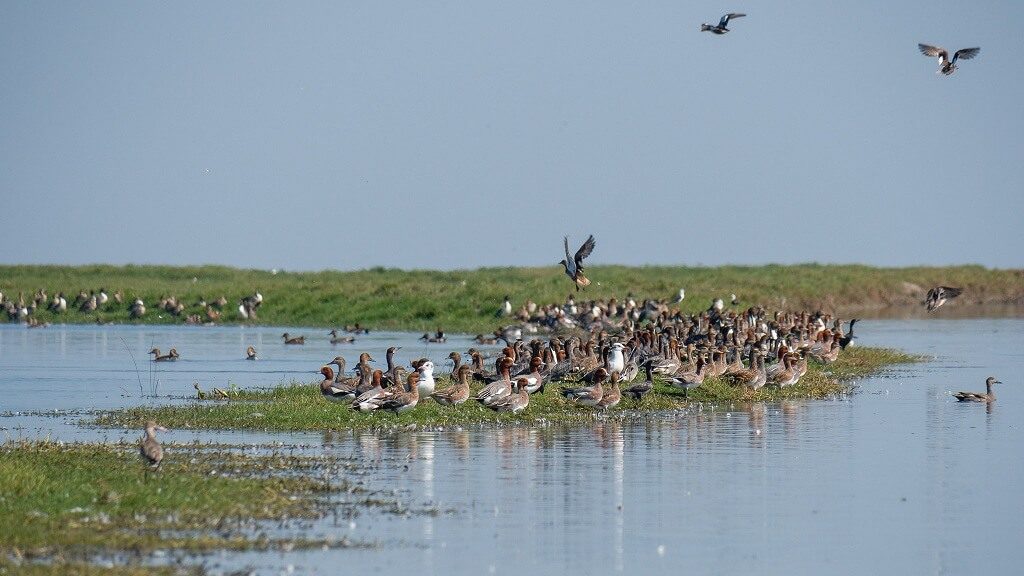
2, 1, 1022, 271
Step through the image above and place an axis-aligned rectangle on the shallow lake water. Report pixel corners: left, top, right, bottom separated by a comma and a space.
1, 319, 1022, 574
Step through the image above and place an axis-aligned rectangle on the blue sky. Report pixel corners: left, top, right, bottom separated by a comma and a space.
1, 1, 1021, 270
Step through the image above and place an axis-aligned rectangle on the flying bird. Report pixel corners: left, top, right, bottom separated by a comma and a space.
701, 13, 745, 34
560, 234, 596, 291
924, 286, 962, 312
918, 44, 980, 75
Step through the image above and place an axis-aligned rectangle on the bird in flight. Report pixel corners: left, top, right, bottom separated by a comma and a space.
560, 235, 596, 292
701, 13, 745, 35
918, 44, 980, 75
924, 286, 962, 312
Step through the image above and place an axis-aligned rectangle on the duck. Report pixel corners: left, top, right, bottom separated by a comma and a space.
476, 357, 516, 405
416, 361, 436, 396
282, 333, 305, 345
344, 323, 370, 334
624, 361, 655, 401
419, 329, 447, 343
139, 420, 167, 471
559, 234, 596, 291
149, 348, 179, 362
954, 376, 1002, 402
596, 371, 622, 411
351, 368, 393, 412
519, 356, 547, 394
329, 329, 356, 344
924, 286, 963, 312
246, 346, 258, 360
319, 365, 357, 403
918, 44, 980, 76
701, 13, 745, 34
431, 365, 472, 406
561, 368, 607, 407
768, 354, 799, 387
838, 319, 858, 350
377, 373, 420, 413
473, 334, 498, 345
668, 355, 706, 397
487, 378, 530, 413
496, 295, 513, 317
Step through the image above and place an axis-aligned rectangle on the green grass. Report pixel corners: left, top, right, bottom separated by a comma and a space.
0, 559, 192, 576
2, 263, 1021, 332
94, 347, 923, 432
0, 441, 354, 561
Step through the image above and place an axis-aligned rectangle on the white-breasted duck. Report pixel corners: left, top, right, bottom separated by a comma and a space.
477, 357, 516, 405
701, 13, 745, 34
918, 44, 980, 76
560, 234, 596, 291
487, 378, 530, 413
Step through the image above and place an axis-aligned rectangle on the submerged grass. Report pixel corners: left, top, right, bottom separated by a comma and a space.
3, 263, 1021, 332
0, 441, 356, 563
95, 347, 923, 432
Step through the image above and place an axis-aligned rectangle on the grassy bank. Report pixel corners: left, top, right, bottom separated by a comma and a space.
95, 347, 922, 433
1, 264, 1021, 332
0, 441, 368, 568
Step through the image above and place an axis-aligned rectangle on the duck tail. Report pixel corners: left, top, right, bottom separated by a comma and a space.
701, 24, 712, 32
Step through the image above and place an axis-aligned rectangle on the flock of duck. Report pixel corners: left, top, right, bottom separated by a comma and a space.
0, 288, 264, 327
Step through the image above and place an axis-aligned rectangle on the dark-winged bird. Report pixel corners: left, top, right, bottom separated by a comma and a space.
560, 235, 596, 291
924, 286, 962, 312
918, 44, 980, 75
701, 13, 745, 34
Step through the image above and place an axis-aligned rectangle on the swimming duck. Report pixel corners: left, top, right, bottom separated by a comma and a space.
701, 13, 745, 34
560, 234, 596, 291
329, 329, 356, 344
954, 376, 1002, 402
431, 365, 472, 406
925, 286, 962, 312
282, 333, 305, 345
487, 378, 531, 413
918, 44, 980, 75
139, 420, 167, 471
149, 348, 179, 362
420, 329, 447, 343
246, 346, 258, 360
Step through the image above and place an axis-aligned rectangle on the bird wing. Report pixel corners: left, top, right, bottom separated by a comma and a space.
940, 286, 963, 298
574, 234, 596, 268
952, 47, 980, 63
720, 13, 745, 26
563, 236, 577, 274
918, 44, 948, 63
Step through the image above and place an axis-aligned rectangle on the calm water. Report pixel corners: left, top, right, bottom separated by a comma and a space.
1, 320, 1022, 574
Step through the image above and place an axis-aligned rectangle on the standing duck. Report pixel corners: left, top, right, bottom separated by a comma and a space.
918, 44, 980, 76
487, 378, 531, 413
924, 286, 963, 312
560, 234, 596, 291
561, 368, 607, 407
701, 13, 745, 34
378, 373, 420, 413
623, 361, 655, 401
319, 365, 357, 403
597, 371, 622, 411
838, 319, 858, 350
954, 376, 1002, 402
431, 365, 472, 406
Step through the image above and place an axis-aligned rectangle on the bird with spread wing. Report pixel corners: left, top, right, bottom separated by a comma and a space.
560, 235, 596, 292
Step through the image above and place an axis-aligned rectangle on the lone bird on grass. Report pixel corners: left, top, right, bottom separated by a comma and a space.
560, 234, 596, 291
924, 286, 962, 312
918, 44, 980, 75
701, 13, 745, 34
954, 376, 1002, 403
140, 421, 167, 478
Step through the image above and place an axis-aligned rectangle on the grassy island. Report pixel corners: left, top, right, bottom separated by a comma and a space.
94, 347, 922, 433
